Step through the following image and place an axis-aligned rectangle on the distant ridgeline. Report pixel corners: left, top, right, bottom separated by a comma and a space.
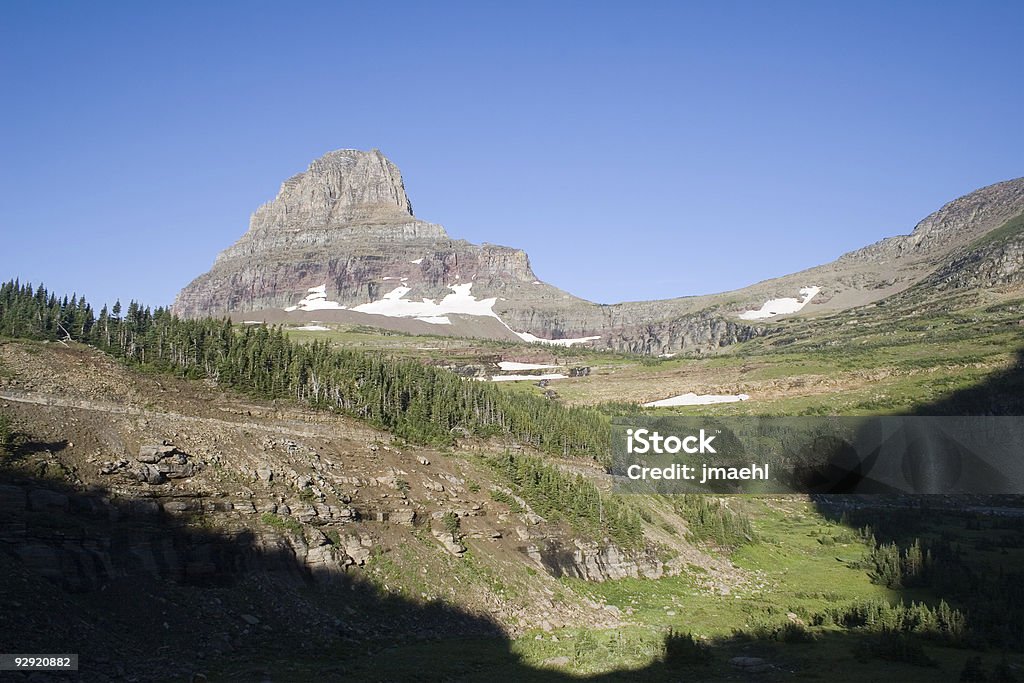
0, 280, 609, 459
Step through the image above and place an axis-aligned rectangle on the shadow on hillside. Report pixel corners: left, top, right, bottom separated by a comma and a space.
910, 346, 1024, 416
3, 457, 1012, 682
4, 436, 69, 461
808, 346, 1024, 662
0, 460, 514, 681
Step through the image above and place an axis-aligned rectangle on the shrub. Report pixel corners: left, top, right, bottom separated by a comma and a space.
662, 630, 713, 668
442, 511, 461, 539
779, 622, 817, 643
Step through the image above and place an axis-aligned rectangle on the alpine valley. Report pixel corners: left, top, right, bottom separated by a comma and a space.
3, 149, 1024, 682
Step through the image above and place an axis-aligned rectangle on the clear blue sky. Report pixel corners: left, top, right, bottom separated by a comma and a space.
2, 1, 1022, 308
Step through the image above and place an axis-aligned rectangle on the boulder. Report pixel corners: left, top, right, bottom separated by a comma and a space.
137, 444, 177, 463
135, 464, 166, 485
432, 529, 466, 557
160, 461, 198, 479
305, 544, 347, 580
390, 509, 416, 526
342, 534, 372, 566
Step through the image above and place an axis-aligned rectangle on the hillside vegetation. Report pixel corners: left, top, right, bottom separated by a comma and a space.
0, 279, 609, 458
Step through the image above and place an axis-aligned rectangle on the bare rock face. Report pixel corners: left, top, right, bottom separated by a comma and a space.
173, 148, 560, 321
256, 148, 414, 227
841, 177, 1024, 264
527, 539, 664, 581
926, 216, 1024, 291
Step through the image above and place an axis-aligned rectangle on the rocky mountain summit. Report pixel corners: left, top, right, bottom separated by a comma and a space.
175, 150, 1024, 354
174, 149, 596, 342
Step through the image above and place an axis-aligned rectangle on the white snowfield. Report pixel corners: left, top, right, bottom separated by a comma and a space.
285, 285, 347, 312
738, 286, 821, 320
490, 373, 568, 382
497, 361, 558, 371
410, 258, 424, 264
353, 283, 497, 319
643, 393, 751, 407
514, 331, 602, 347
286, 282, 602, 344
294, 324, 330, 331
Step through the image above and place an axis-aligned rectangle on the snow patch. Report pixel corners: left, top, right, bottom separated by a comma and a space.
738, 287, 820, 320
352, 283, 498, 319
497, 361, 559, 371
243, 320, 264, 325
293, 325, 330, 331
328, 281, 601, 347
490, 373, 568, 382
643, 393, 751, 407
285, 284, 347, 312
514, 331, 601, 347
410, 258, 424, 264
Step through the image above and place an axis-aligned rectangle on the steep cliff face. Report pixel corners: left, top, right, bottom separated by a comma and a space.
174, 150, 1024, 355
926, 212, 1024, 291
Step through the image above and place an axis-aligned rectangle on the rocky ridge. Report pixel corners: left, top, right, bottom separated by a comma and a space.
174, 149, 1024, 354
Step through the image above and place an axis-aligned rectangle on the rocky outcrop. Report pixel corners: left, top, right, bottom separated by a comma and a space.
842, 177, 1024, 264
925, 214, 1024, 291
528, 539, 664, 582
134, 441, 198, 483
604, 310, 766, 355
0, 479, 363, 593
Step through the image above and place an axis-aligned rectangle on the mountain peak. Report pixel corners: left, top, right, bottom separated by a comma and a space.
909, 176, 1024, 242
255, 148, 414, 230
